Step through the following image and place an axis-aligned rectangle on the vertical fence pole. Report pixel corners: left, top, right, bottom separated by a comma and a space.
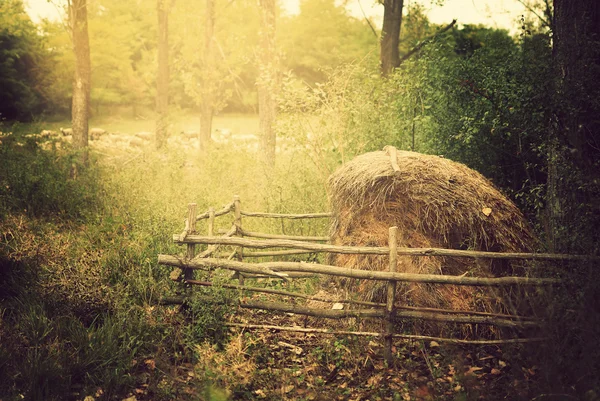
208, 207, 215, 237
233, 195, 244, 285
185, 203, 198, 287
384, 226, 398, 365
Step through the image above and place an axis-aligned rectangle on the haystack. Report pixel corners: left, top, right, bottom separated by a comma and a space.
327, 148, 536, 335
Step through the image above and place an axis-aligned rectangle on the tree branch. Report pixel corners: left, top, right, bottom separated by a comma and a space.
397, 19, 457, 67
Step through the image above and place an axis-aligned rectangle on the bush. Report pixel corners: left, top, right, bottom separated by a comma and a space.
0, 127, 100, 220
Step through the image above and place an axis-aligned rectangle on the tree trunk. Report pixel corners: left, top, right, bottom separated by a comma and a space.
257, 0, 278, 166
155, 0, 169, 150
553, 0, 600, 166
70, 0, 90, 166
548, 0, 600, 253
380, 0, 404, 76
199, 0, 215, 150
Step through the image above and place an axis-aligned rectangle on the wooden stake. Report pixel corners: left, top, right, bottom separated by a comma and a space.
185, 203, 197, 286
208, 207, 215, 237
384, 226, 398, 365
233, 195, 244, 285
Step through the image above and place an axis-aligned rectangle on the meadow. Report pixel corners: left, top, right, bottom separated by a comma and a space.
0, 113, 589, 401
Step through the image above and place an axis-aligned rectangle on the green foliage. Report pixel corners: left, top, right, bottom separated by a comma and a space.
0, 0, 53, 120
279, 0, 378, 85
0, 125, 100, 220
407, 27, 553, 221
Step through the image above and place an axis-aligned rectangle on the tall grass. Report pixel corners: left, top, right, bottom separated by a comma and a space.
0, 116, 334, 400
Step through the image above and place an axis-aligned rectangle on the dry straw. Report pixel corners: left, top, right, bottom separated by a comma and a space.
327, 148, 537, 337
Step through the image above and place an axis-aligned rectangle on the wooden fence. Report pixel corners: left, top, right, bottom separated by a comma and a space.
157, 196, 584, 364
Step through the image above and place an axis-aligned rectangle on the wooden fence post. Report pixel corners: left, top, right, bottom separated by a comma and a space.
208, 207, 215, 237
384, 226, 398, 365
185, 203, 198, 287
233, 195, 244, 285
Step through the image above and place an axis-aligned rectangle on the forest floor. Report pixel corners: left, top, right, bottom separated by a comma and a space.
122, 292, 544, 401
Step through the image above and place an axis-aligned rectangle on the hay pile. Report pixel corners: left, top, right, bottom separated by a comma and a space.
327, 148, 536, 335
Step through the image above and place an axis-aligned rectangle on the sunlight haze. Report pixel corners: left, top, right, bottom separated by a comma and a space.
26, 0, 527, 32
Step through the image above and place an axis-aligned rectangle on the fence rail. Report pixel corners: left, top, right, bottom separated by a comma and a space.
157, 195, 589, 363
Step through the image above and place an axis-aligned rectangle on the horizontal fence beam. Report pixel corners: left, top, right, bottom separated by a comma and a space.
182, 279, 539, 321
172, 235, 595, 261
240, 299, 538, 328
241, 249, 318, 257
240, 211, 332, 219
237, 228, 328, 242
157, 255, 559, 286
173, 235, 386, 254
226, 323, 547, 345
159, 294, 536, 327
195, 202, 234, 221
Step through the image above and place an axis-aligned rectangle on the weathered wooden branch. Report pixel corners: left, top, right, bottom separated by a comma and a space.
226, 323, 547, 344
240, 300, 383, 319
242, 249, 318, 257
184, 204, 197, 283
195, 202, 234, 221
158, 255, 559, 286
237, 272, 318, 279
158, 294, 537, 326
172, 235, 595, 261
238, 228, 329, 242
242, 300, 538, 327
191, 225, 237, 261
240, 211, 332, 219
180, 279, 538, 321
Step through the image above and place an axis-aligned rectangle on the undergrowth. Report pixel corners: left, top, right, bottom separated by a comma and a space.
0, 129, 331, 400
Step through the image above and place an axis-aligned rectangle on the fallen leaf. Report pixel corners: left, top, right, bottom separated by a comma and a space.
465, 366, 483, 377
282, 385, 294, 393
491, 368, 501, 375
122, 397, 136, 401
499, 360, 507, 368
144, 359, 156, 370
429, 341, 440, 348
254, 389, 267, 398
482, 207, 492, 216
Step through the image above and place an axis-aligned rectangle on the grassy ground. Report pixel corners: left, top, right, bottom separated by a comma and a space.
0, 114, 592, 401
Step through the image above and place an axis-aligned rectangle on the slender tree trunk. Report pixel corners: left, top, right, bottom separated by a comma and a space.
156, 0, 169, 150
380, 0, 404, 76
199, 0, 215, 150
257, 0, 278, 166
70, 0, 90, 166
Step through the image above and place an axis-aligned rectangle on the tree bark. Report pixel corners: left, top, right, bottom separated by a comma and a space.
257, 0, 278, 166
553, 1, 600, 167
380, 0, 404, 76
199, 0, 215, 150
548, 0, 600, 252
70, 0, 90, 166
155, 0, 169, 149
